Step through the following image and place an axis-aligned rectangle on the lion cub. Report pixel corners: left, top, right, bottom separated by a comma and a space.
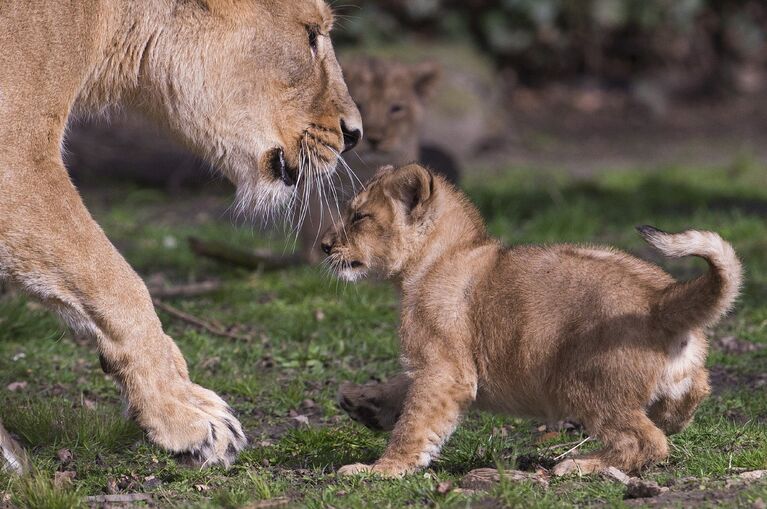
321, 164, 742, 477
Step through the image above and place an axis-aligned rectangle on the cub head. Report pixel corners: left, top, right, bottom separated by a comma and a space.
320, 164, 438, 281
343, 58, 440, 162
142, 0, 362, 217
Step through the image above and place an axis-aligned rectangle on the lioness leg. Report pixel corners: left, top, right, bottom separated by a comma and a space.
0, 420, 28, 474
338, 373, 411, 431
0, 160, 245, 466
339, 370, 476, 477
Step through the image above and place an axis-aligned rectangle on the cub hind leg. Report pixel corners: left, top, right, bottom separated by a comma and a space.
338, 373, 411, 431
647, 367, 710, 435
553, 410, 669, 476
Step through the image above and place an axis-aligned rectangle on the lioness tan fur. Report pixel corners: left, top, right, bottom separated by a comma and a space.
321, 164, 742, 477
0, 0, 361, 471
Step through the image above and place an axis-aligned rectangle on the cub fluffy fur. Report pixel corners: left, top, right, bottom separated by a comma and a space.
321, 164, 742, 477
0, 0, 361, 471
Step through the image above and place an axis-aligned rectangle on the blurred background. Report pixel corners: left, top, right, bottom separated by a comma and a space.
4, 5, 767, 505
67, 0, 767, 190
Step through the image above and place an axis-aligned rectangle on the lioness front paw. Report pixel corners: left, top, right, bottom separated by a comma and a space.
138, 382, 246, 467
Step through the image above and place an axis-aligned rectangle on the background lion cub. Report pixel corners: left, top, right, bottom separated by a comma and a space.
321, 164, 742, 477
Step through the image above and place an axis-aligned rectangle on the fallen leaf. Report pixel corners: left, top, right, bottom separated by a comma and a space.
194, 484, 209, 492
106, 478, 119, 494
6, 382, 27, 392
56, 448, 73, 466
83, 399, 97, 411
536, 431, 560, 443
11, 352, 25, 362
436, 480, 453, 494
143, 475, 161, 490
314, 309, 325, 321
291, 415, 310, 426
54, 471, 76, 489
753, 498, 766, 509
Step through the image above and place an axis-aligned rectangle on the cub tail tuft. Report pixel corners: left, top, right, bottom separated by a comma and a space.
636, 225, 742, 333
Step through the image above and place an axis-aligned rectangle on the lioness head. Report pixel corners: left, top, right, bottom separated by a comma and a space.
343, 58, 440, 165
139, 0, 362, 216
320, 164, 442, 281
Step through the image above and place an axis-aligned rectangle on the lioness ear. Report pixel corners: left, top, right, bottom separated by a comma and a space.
411, 61, 441, 99
388, 164, 435, 220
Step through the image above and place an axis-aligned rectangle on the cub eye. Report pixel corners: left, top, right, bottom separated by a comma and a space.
307, 25, 319, 55
351, 211, 371, 224
390, 104, 406, 115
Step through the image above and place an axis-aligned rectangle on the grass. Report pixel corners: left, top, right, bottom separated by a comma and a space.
1, 161, 767, 507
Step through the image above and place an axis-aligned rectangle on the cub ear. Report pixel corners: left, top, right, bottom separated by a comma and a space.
388, 164, 435, 220
411, 61, 442, 99
374, 165, 396, 179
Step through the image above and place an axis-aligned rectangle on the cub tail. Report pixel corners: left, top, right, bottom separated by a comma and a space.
637, 225, 742, 333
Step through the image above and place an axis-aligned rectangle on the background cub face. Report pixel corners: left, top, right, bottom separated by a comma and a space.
342, 58, 440, 167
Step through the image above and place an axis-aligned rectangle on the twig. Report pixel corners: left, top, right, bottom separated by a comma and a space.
153, 299, 251, 341
86, 494, 152, 503
189, 237, 303, 271
553, 436, 592, 461
148, 280, 222, 299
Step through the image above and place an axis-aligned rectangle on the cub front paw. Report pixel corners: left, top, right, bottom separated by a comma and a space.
338, 463, 374, 476
138, 383, 247, 467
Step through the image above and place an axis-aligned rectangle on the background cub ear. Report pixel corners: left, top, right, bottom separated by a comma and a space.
411, 61, 442, 99
388, 164, 435, 220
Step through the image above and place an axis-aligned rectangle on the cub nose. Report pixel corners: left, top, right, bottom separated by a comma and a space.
341, 120, 362, 153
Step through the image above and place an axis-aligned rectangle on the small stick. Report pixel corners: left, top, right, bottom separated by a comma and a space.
153, 299, 250, 341
86, 494, 152, 503
553, 436, 592, 461
148, 280, 222, 299
188, 237, 303, 271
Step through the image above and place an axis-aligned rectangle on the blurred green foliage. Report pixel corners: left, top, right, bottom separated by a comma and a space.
335, 0, 766, 89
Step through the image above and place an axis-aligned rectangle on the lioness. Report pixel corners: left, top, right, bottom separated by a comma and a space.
322, 164, 741, 477
0, 0, 361, 471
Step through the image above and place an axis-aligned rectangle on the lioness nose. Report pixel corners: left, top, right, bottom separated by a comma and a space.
341, 120, 362, 153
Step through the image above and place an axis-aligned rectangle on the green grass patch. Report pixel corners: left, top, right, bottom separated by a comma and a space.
1, 162, 767, 506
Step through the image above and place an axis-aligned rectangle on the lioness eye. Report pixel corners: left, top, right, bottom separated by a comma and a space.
390, 104, 405, 115
307, 26, 319, 55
